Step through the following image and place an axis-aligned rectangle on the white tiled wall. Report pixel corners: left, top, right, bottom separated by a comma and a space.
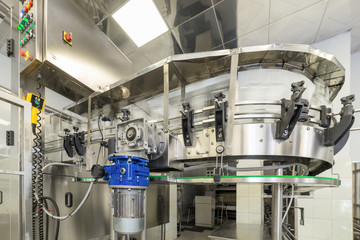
236, 160, 263, 225
296, 32, 353, 240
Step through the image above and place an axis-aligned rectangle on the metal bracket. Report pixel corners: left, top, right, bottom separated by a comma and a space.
320, 105, 331, 128
324, 95, 355, 151
214, 92, 228, 142
73, 129, 86, 156
180, 103, 194, 146
120, 109, 131, 121
63, 128, 74, 157
275, 81, 308, 140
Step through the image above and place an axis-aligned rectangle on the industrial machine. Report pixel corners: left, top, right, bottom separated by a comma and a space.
0, 0, 355, 239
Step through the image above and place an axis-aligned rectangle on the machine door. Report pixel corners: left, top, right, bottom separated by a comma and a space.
0, 90, 32, 240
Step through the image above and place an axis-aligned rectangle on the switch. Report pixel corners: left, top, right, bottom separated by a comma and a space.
20, 49, 26, 57
24, 6, 28, 13
29, 1, 33, 7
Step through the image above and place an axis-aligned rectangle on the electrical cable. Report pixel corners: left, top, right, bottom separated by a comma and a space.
31, 73, 44, 240
43, 196, 60, 240
35, 181, 94, 221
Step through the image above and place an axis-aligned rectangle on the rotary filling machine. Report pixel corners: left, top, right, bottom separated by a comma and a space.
61, 44, 353, 239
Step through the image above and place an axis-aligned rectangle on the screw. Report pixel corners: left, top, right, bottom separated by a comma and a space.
196, 151, 199, 155
211, 142, 214, 145
206, 133, 209, 137
211, 129, 214, 133
307, 127, 310, 130
259, 139, 263, 142
260, 124, 263, 128
188, 152, 190, 154
290, 140, 293, 143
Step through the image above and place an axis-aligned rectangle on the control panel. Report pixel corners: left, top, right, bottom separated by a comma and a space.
18, 0, 36, 64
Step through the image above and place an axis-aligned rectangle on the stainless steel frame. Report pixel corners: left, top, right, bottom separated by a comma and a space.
0, 90, 32, 240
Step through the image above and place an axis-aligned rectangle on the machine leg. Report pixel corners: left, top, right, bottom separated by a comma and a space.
272, 168, 283, 240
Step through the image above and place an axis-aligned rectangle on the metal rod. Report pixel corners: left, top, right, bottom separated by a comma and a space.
161, 224, 166, 240
163, 64, 169, 132
271, 167, 283, 240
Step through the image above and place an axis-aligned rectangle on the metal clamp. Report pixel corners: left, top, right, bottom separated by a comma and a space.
63, 128, 74, 157
275, 81, 309, 140
73, 126, 86, 156
180, 103, 194, 146
324, 95, 355, 153
214, 92, 228, 142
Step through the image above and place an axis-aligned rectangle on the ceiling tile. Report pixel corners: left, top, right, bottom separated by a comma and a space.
171, 8, 223, 53
224, 26, 269, 49
269, 0, 327, 44
214, 0, 270, 43
127, 51, 152, 72
270, 0, 322, 22
317, 0, 360, 41
140, 31, 182, 63
153, 0, 213, 29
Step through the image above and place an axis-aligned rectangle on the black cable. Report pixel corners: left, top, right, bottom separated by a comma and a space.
43, 196, 60, 240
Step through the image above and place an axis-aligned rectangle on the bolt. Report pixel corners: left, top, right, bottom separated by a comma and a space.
187, 152, 190, 154
211, 129, 214, 133
259, 139, 263, 142
307, 127, 310, 130
290, 140, 293, 143
206, 150, 209, 153
206, 133, 209, 137
197, 135, 199, 138
260, 124, 263, 128
196, 151, 200, 155
211, 142, 214, 145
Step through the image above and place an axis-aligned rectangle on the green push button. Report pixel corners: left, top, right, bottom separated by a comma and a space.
35, 100, 40, 106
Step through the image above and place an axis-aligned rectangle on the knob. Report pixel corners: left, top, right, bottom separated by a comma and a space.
91, 164, 105, 179
65, 33, 72, 42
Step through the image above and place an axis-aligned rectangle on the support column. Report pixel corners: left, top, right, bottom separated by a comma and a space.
272, 168, 283, 240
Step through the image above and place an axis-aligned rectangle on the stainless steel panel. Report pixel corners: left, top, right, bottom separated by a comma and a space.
153, 0, 213, 29
21, 0, 135, 101
172, 7, 223, 53
43, 173, 111, 240
148, 132, 185, 171
146, 183, 170, 228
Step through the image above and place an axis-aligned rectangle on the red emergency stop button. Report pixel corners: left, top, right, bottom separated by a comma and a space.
29, 1, 33, 7
20, 49, 26, 57
24, 7, 28, 13
65, 33, 72, 42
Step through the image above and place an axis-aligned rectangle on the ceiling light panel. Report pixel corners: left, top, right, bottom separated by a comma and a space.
112, 0, 169, 47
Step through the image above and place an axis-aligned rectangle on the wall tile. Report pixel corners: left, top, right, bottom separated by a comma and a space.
313, 219, 332, 240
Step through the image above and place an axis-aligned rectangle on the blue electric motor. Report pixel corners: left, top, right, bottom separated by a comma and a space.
103, 155, 149, 187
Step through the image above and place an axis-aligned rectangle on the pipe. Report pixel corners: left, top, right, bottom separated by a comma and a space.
271, 167, 283, 240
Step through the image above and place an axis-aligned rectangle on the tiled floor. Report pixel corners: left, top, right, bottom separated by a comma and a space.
177, 229, 213, 240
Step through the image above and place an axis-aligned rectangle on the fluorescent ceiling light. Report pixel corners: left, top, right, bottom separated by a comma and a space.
112, 0, 168, 47
0, 119, 10, 126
